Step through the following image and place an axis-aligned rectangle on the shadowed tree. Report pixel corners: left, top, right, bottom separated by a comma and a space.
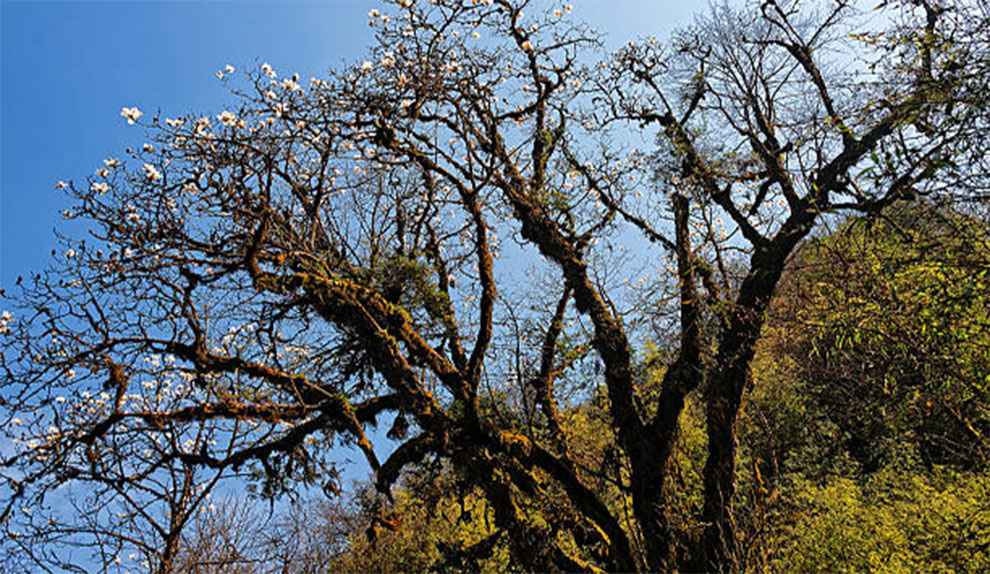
2, 0, 987, 571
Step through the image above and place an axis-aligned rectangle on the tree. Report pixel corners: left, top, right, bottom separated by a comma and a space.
2, 0, 987, 571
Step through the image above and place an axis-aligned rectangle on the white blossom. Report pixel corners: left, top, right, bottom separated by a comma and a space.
121, 107, 143, 125
142, 163, 162, 181
217, 110, 238, 126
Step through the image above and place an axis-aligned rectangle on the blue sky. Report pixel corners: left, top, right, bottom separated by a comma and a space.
0, 0, 699, 290
1, 1, 373, 288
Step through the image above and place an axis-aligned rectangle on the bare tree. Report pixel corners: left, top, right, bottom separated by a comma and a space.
2, 0, 986, 571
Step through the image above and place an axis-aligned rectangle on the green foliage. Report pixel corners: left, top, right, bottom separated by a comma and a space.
733, 204, 990, 572
741, 335, 854, 483
766, 470, 990, 574
773, 204, 990, 471
332, 470, 511, 573
367, 254, 452, 322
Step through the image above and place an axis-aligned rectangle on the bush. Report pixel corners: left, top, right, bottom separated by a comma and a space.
766, 470, 990, 573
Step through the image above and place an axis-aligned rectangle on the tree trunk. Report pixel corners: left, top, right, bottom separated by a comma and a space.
699, 231, 811, 571
700, 364, 745, 572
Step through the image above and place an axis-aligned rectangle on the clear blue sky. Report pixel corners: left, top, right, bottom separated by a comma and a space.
0, 0, 698, 290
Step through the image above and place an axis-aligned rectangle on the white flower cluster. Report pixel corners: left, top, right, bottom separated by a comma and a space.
217, 110, 238, 127
0, 311, 13, 335
142, 163, 162, 181
121, 106, 143, 125
368, 8, 391, 26
216, 64, 235, 79
281, 77, 301, 92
